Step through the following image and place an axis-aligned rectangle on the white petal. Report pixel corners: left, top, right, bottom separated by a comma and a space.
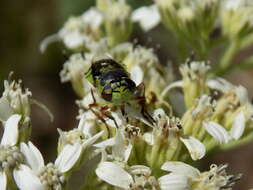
13, 165, 44, 190
80, 111, 97, 137
0, 172, 7, 190
93, 137, 115, 148
96, 162, 133, 188
161, 161, 200, 178
158, 173, 189, 190
105, 111, 124, 128
39, 34, 60, 53
230, 112, 246, 140
82, 8, 103, 30
77, 114, 86, 132
83, 130, 104, 148
132, 5, 160, 31
235, 86, 248, 105
62, 31, 86, 49
129, 165, 151, 176
161, 81, 183, 99
207, 78, 233, 93
112, 130, 126, 159
225, 0, 242, 10
180, 136, 206, 160
55, 143, 82, 173
20, 142, 44, 173
130, 65, 143, 85
124, 144, 132, 162
1, 114, 21, 146
0, 97, 13, 122
203, 122, 230, 144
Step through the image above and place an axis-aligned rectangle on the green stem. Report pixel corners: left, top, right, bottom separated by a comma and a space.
240, 33, 253, 50
197, 127, 207, 142
171, 142, 182, 161
220, 133, 253, 151
203, 135, 218, 152
6, 170, 18, 190
150, 143, 160, 168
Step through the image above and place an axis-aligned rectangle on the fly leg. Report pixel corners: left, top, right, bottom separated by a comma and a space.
88, 89, 112, 137
100, 105, 119, 128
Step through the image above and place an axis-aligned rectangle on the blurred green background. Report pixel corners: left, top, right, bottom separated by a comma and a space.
1, 0, 253, 189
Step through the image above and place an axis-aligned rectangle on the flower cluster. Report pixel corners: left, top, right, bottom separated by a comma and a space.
0, 76, 106, 190
2, 0, 253, 189
162, 61, 253, 153
134, 0, 253, 73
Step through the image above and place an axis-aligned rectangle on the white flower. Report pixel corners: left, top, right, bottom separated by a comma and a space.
160, 161, 240, 190
105, 0, 131, 22
207, 78, 253, 131
145, 109, 206, 160
94, 128, 132, 163
203, 112, 246, 144
123, 45, 159, 70
40, 16, 84, 51
180, 61, 210, 81
122, 45, 168, 94
57, 112, 104, 152
191, 95, 214, 119
96, 162, 160, 189
96, 161, 239, 190
0, 79, 31, 122
221, 0, 253, 38
60, 53, 94, 96
132, 5, 160, 31
0, 114, 23, 190
81, 8, 103, 31
13, 141, 83, 190
60, 53, 88, 83
40, 7, 104, 52
161, 61, 210, 105
0, 75, 53, 124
